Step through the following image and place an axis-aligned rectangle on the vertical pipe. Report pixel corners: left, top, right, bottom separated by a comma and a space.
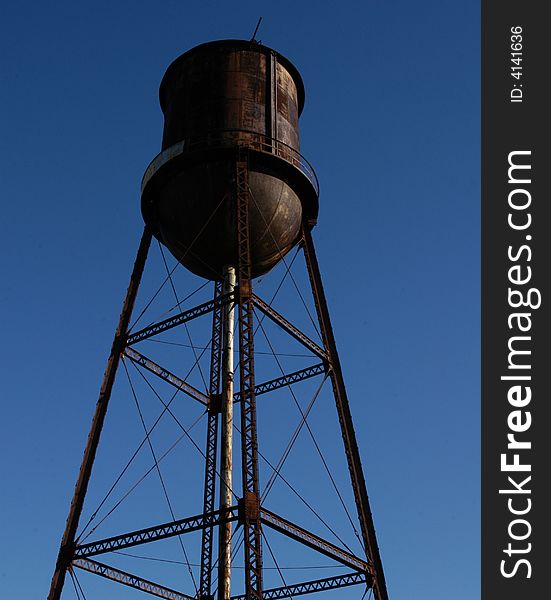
265, 51, 273, 143
218, 265, 236, 600
48, 227, 152, 600
271, 52, 278, 144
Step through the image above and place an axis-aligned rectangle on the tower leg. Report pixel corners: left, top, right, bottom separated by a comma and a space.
200, 280, 224, 600
235, 151, 263, 600
48, 227, 152, 600
301, 224, 389, 600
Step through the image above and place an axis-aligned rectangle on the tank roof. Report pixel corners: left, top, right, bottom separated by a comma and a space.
159, 39, 306, 115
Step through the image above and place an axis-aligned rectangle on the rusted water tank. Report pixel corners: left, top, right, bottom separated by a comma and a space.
141, 40, 319, 280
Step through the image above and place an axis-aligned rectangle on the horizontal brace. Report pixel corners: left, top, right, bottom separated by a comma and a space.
124, 347, 208, 405
234, 363, 326, 402
231, 572, 369, 600
75, 507, 239, 558
252, 295, 327, 360
260, 508, 369, 573
73, 557, 195, 600
126, 292, 235, 345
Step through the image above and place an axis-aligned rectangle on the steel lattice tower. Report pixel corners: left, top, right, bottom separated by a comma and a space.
49, 40, 389, 600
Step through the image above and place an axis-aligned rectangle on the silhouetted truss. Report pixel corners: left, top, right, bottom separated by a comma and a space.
49, 158, 387, 600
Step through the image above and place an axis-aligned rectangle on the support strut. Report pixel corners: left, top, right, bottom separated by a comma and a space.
199, 280, 224, 599
236, 149, 263, 600
48, 227, 152, 600
301, 223, 388, 600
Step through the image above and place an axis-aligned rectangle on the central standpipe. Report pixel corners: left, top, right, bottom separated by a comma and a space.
218, 265, 236, 600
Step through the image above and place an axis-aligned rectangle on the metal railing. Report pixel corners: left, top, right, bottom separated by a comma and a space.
142, 129, 319, 196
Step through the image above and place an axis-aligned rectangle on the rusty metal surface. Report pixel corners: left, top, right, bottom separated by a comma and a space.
142, 39, 318, 282
153, 163, 304, 281
159, 41, 303, 152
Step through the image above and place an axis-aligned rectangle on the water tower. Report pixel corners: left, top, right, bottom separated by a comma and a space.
49, 40, 388, 600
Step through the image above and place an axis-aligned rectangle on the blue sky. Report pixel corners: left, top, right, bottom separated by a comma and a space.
0, 1, 479, 599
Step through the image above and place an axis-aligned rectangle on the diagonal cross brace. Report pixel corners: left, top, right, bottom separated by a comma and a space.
260, 508, 370, 573
230, 572, 369, 600
124, 347, 208, 405
73, 557, 196, 600
74, 507, 239, 558
251, 295, 327, 361
126, 292, 235, 345
234, 363, 326, 402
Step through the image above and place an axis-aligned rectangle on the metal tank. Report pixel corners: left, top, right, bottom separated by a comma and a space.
141, 39, 319, 280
